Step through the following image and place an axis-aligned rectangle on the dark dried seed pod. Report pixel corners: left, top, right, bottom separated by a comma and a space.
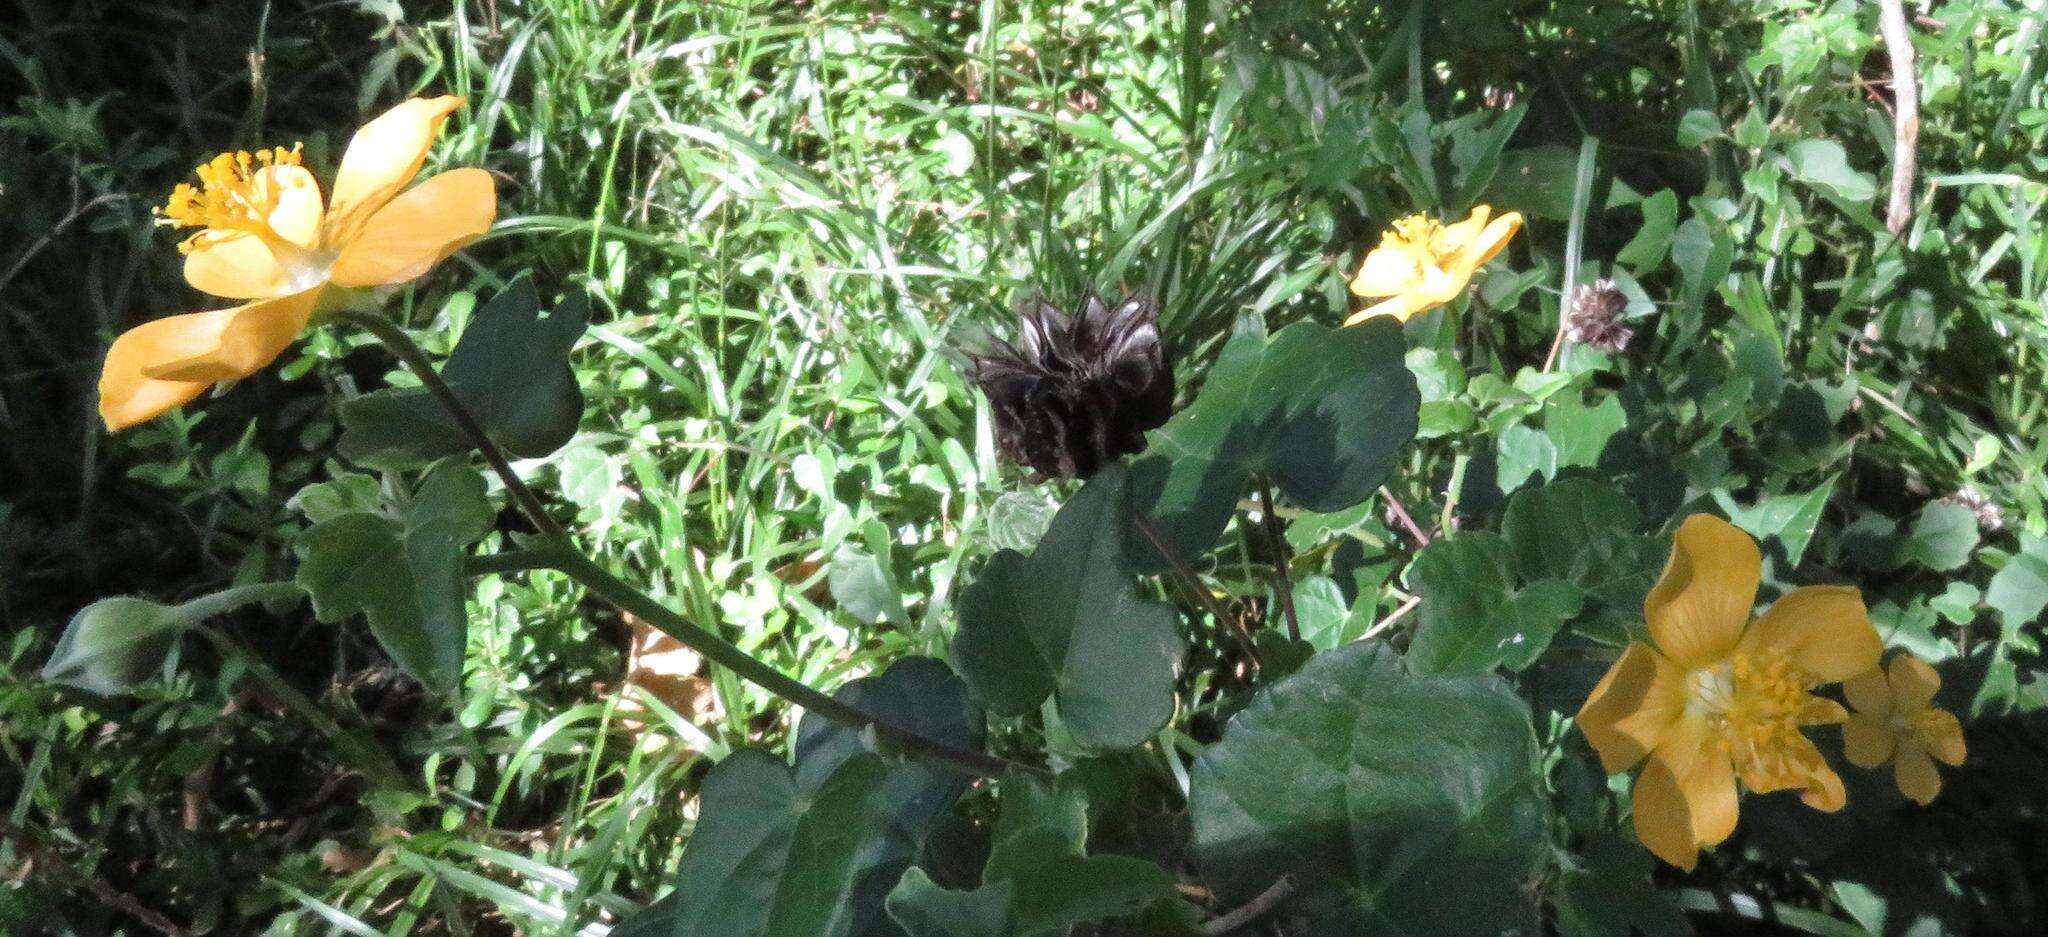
1564, 278, 1635, 353
966, 289, 1174, 482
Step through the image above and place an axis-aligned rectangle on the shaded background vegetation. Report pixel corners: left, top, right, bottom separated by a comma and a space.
4, 0, 2047, 933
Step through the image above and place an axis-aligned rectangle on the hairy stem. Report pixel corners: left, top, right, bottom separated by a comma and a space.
544, 545, 1016, 778
349, 310, 1014, 780
337, 309, 567, 542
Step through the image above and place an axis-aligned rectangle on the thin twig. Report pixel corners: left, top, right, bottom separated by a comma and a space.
1256, 482, 1301, 642
1130, 513, 1260, 665
1202, 874, 1297, 935
1876, 0, 1920, 234
0, 816, 191, 937
1363, 595, 1422, 641
1378, 487, 1432, 547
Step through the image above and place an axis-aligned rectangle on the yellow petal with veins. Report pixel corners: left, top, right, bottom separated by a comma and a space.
1740, 585, 1881, 683
1644, 515, 1758, 670
1577, 642, 1686, 775
131, 288, 324, 384
327, 96, 465, 244
330, 168, 496, 287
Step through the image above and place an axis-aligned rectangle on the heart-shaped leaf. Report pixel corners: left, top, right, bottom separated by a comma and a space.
952, 462, 1184, 751
1190, 642, 1549, 937
340, 274, 589, 468
1131, 317, 1419, 570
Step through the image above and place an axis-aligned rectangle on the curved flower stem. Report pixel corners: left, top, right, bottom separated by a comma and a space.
347, 309, 1017, 780
542, 544, 1018, 779
336, 309, 568, 542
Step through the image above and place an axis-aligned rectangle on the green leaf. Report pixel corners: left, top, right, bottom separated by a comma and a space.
339, 274, 589, 468
622, 658, 983, 937
1545, 393, 1626, 470
1671, 216, 1734, 320
1719, 480, 1836, 567
1897, 502, 1979, 572
1408, 533, 1583, 675
1782, 139, 1877, 203
1986, 536, 2048, 639
829, 545, 911, 626
1130, 318, 1418, 569
1554, 834, 1691, 937
1190, 642, 1549, 936
295, 461, 493, 695
1486, 144, 1582, 220
1494, 423, 1558, 493
885, 771, 1174, 937
1676, 109, 1723, 148
289, 473, 382, 523
1615, 189, 1679, 271
1502, 478, 1654, 611
953, 463, 1184, 751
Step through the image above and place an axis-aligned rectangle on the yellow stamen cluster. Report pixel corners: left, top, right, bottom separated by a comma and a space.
1712, 650, 1828, 790
156, 146, 306, 252
1387, 214, 1448, 257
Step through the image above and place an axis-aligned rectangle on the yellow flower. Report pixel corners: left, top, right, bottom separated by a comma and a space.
1576, 514, 1882, 870
1842, 655, 1966, 805
1345, 204, 1522, 324
99, 96, 496, 430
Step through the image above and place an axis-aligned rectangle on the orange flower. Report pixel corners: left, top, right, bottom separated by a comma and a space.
1843, 655, 1967, 805
1345, 204, 1521, 324
99, 97, 495, 430
1576, 514, 1882, 870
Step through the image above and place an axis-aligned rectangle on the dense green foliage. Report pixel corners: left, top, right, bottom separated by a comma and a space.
5, 0, 2048, 934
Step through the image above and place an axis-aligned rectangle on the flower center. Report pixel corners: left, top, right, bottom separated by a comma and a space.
1684, 650, 1827, 791
1389, 215, 1450, 260
158, 145, 320, 269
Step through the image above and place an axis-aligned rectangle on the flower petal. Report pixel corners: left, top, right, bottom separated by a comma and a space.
1576, 643, 1687, 775
1842, 712, 1898, 768
1632, 751, 1736, 870
1894, 742, 1942, 805
1343, 290, 1439, 325
1799, 696, 1847, 726
100, 330, 212, 431
184, 232, 292, 299
330, 168, 496, 287
1349, 244, 1425, 298
326, 96, 464, 242
1644, 514, 1759, 670
1740, 585, 1881, 683
1888, 655, 1941, 712
133, 288, 323, 384
1921, 710, 1966, 765
266, 164, 325, 249
1843, 665, 1892, 717
1798, 762, 1847, 812
1452, 208, 1522, 273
